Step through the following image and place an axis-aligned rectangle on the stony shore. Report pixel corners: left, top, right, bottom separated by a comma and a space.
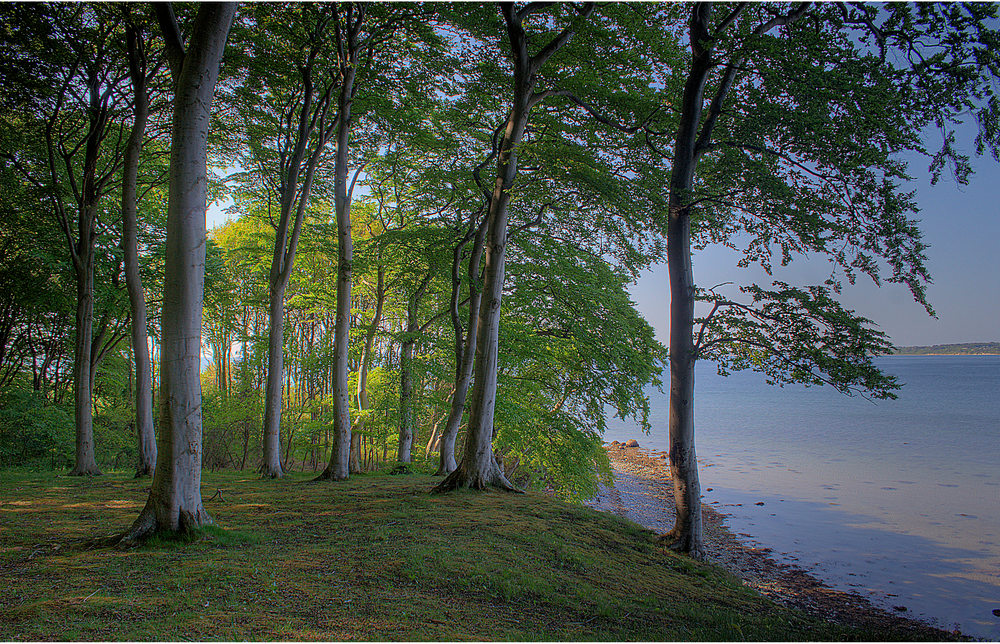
589, 443, 968, 640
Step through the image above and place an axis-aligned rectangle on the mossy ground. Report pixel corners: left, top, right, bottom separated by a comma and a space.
0, 469, 938, 641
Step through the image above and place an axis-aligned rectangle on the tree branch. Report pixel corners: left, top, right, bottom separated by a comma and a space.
153, 3, 186, 79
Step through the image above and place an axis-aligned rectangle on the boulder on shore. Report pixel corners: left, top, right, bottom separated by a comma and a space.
625, 439, 640, 448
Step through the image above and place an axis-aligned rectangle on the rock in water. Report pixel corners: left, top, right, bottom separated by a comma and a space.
625, 439, 640, 448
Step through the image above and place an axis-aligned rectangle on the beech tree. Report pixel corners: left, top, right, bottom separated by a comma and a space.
640, 2, 1000, 558
222, 4, 343, 479
316, 3, 435, 481
123, 2, 235, 541
434, 2, 666, 492
122, 8, 163, 476
0, 4, 137, 476
431, 3, 597, 492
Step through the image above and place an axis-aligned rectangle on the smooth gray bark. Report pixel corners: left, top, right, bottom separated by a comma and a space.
122, 2, 235, 542
654, 5, 719, 560
435, 4, 592, 492
261, 36, 336, 479
124, 19, 156, 477
69, 247, 99, 476
319, 6, 362, 481
261, 284, 287, 478
659, 3, 807, 559
60, 61, 112, 477
436, 213, 487, 475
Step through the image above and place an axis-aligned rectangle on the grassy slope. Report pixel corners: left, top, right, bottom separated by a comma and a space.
0, 470, 936, 641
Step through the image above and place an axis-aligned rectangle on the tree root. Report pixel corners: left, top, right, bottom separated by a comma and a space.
658, 529, 706, 561
431, 462, 523, 494
115, 503, 214, 548
312, 467, 348, 482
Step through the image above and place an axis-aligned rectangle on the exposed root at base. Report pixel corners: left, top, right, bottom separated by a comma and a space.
258, 463, 283, 479
431, 465, 523, 494
312, 468, 349, 482
115, 505, 214, 548
659, 529, 707, 561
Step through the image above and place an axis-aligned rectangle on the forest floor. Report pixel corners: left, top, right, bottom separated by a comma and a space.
593, 445, 966, 640
0, 467, 963, 641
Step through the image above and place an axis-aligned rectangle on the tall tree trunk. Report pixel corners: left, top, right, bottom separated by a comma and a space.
260, 29, 335, 480
433, 3, 591, 492
124, 20, 156, 478
661, 5, 714, 559
436, 213, 487, 475
434, 6, 535, 492
261, 283, 286, 478
69, 249, 100, 476
318, 12, 360, 481
397, 338, 416, 463
122, 2, 235, 543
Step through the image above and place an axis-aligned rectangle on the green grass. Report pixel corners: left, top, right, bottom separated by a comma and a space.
0, 469, 940, 641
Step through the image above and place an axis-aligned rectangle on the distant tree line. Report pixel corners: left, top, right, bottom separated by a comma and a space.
893, 343, 1000, 356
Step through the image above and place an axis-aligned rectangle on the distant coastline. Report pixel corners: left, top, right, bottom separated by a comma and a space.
889, 341, 1000, 356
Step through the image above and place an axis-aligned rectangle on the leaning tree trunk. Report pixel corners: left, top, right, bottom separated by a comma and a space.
69, 247, 100, 476
261, 282, 286, 478
318, 47, 357, 482
121, 2, 235, 543
124, 21, 156, 477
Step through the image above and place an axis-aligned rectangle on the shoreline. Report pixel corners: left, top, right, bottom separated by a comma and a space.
590, 444, 968, 640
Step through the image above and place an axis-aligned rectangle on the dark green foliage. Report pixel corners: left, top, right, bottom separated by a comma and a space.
696, 283, 897, 399
0, 383, 73, 469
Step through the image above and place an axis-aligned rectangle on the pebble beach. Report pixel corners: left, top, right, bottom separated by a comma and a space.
588, 443, 967, 640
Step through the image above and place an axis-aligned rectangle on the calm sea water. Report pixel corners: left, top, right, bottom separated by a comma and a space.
603, 355, 1000, 639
